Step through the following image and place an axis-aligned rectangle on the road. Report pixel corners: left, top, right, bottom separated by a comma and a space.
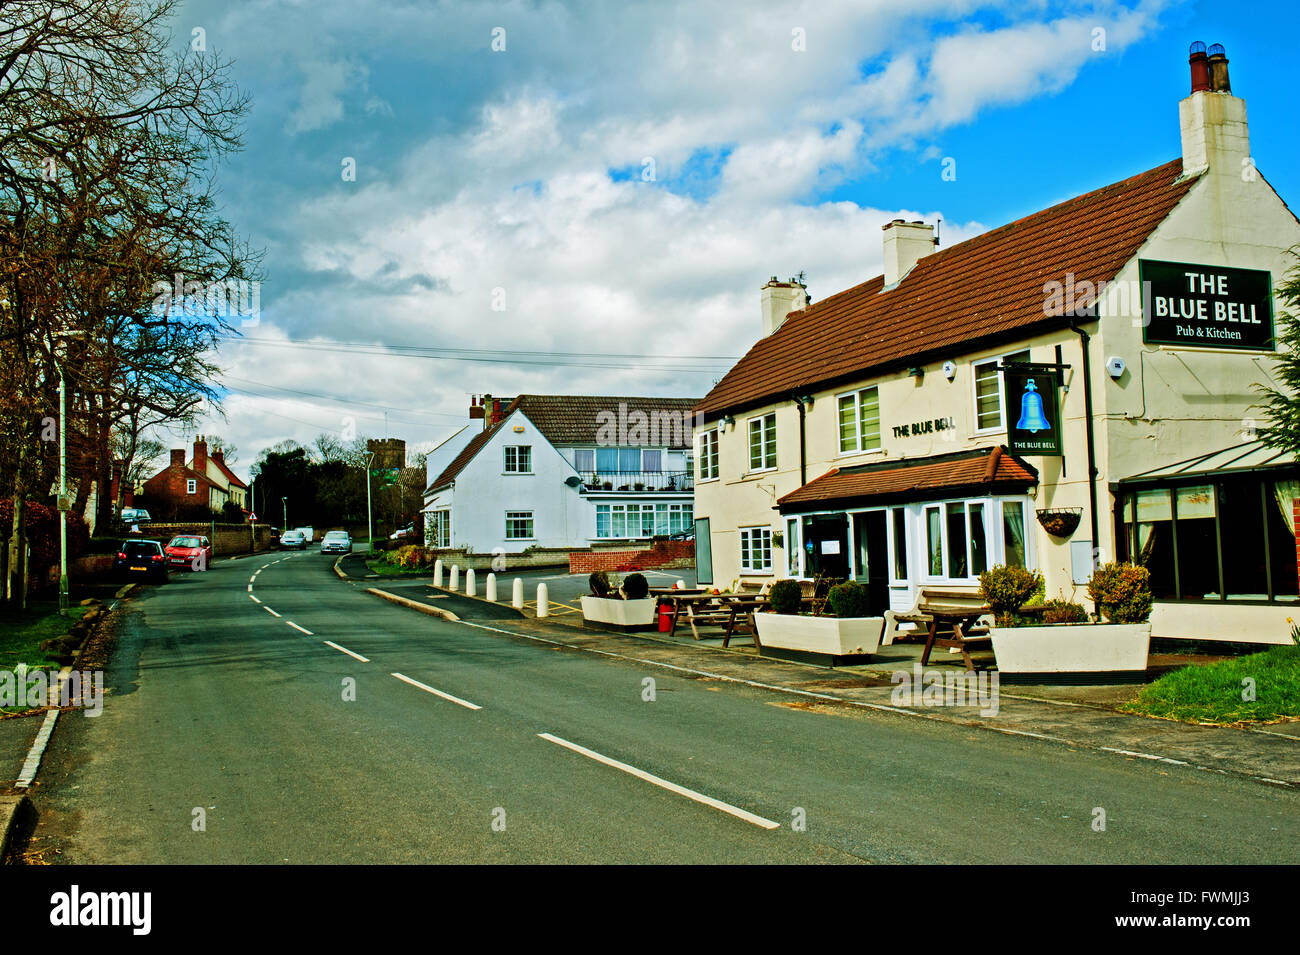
30, 551, 1300, 863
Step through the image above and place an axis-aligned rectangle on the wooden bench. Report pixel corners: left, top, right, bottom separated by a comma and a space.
882, 587, 993, 646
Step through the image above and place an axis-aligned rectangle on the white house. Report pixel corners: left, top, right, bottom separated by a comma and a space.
693, 44, 1300, 646
422, 394, 699, 554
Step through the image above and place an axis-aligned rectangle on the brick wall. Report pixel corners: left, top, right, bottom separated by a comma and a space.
139, 522, 273, 556
569, 540, 695, 574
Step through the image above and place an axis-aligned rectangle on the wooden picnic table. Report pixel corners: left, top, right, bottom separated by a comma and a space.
659, 592, 769, 641
919, 605, 994, 671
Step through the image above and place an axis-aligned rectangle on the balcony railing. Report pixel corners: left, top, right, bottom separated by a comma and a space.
581, 470, 693, 493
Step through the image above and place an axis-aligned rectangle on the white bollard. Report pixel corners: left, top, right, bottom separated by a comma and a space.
536, 582, 549, 618
466, 568, 476, 597
675, 579, 685, 590
433, 559, 443, 587
486, 573, 497, 602
449, 564, 459, 592
512, 577, 524, 609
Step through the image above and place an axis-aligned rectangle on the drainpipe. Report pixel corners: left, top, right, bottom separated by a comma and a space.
1069, 320, 1102, 578
793, 396, 807, 486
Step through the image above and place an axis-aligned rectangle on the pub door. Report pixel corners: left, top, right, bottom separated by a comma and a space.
852, 511, 890, 615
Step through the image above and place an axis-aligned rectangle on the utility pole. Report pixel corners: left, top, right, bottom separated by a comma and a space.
51, 330, 84, 617
365, 451, 374, 550
281, 496, 287, 530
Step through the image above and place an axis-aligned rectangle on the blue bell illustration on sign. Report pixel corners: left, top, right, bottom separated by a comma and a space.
1016, 378, 1051, 433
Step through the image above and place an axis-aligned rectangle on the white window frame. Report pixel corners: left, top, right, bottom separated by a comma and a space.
747, 413, 777, 472
503, 446, 532, 474
740, 525, 773, 574
698, 429, 719, 481
836, 386, 882, 455
972, 349, 1031, 435
429, 510, 451, 548
186, 478, 197, 495
785, 517, 802, 577
505, 510, 534, 540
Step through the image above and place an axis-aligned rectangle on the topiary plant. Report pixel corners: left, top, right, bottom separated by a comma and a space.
1042, 599, 1089, 624
826, 580, 870, 618
979, 564, 1044, 617
768, 579, 803, 615
621, 572, 648, 600
1086, 562, 1153, 623
589, 571, 611, 597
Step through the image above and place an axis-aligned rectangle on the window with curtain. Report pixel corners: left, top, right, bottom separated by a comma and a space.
1002, 501, 1026, 568
749, 413, 776, 470
698, 430, 719, 480
926, 507, 943, 576
574, 449, 594, 473
836, 387, 881, 453
973, 350, 1030, 431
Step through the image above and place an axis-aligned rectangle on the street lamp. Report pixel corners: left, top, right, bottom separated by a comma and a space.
52, 330, 85, 616
281, 496, 287, 530
364, 452, 374, 551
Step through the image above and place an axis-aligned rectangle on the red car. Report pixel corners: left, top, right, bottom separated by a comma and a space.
164, 535, 213, 571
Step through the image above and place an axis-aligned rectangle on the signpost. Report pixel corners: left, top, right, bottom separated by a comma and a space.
1139, 259, 1274, 350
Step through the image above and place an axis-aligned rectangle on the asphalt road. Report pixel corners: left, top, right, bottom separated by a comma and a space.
30, 551, 1300, 863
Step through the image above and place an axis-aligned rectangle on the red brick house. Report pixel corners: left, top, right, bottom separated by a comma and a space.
141, 438, 230, 519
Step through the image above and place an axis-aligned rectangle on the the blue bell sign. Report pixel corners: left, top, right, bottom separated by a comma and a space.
1003, 367, 1062, 456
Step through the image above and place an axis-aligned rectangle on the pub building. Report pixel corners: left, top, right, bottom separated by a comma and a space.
692, 44, 1300, 647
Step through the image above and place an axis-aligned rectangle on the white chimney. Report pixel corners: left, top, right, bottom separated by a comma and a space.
881, 220, 935, 287
760, 277, 808, 336
1179, 42, 1249, 177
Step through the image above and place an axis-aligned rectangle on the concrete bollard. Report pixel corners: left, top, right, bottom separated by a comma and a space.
537, 582, 549, 618
486, 573, 497, 602
433, 559, 443, 587
466, 568, 476, 597
512, 577, 524, 609
449, 565, 459, 592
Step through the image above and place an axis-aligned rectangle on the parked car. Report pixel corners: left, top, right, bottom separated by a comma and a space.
164, 535, 213, 571
119, 507, 152, 524
389, 524, 415, 541
279, 529, 307, 550
320, 530, 352, 554
114, 539, 168, 583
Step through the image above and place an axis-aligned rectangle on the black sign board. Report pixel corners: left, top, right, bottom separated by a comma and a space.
1002, 366, 1062, 456
1140, 259, 1274, 350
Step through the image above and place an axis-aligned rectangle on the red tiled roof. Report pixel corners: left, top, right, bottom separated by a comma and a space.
777, 446, 1038, 512
209, 456, 248, 490
698, 158, 1200, 418
426, 394, 701, 492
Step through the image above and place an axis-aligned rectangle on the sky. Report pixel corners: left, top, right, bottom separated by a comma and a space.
170, 0, 1300, 481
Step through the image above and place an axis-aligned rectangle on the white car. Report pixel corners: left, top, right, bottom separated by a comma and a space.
320, 530, 352, 554
279, 530, 306, 550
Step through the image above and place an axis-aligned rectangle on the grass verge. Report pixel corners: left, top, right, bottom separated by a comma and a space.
1, 600, 91, 715
1120, 644, 1300, 725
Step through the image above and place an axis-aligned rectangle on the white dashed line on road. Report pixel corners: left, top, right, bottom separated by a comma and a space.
390, 672, 481, 710
536, 732, 780, 830
264, 607, 281, 618
249, 594, 261, 604
286, 621, 313, 635
324, 641, 369, 663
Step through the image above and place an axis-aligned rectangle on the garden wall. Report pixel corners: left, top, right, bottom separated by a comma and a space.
569, 540, 695, 574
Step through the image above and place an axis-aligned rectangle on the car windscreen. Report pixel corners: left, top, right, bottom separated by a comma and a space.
122, 541, 161, 556
170, 537, 202, 547
325, 532, 348, 539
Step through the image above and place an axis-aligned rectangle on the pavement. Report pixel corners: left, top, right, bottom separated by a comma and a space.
12, 549, 1299, 863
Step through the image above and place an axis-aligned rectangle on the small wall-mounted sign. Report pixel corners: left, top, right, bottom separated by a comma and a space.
891, 417, 955, 439
512, 425, 525, 432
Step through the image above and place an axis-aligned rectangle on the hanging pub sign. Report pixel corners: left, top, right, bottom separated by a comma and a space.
1139, 259, 1274, 351
1002, 365, 1062, 456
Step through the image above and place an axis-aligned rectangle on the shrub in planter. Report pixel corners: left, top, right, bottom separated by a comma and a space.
1042, 599, 1089, 624
827, 580, 870, 618
979, 564, 1044, 617
589, 571, 611, 597
768, 579, 803, 615
622, 573, 648, 600
1086, 562, 1153, 624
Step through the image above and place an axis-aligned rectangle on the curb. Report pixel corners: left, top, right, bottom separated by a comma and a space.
333, 556, 347, 579
425, 581, 526, 618
365, 587, 460, 621
0, 794, 32, 861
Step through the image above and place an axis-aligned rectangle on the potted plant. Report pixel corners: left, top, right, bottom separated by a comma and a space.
753, 579, 884, 666
581, 571, 657, 630
988, 562, 1153, 682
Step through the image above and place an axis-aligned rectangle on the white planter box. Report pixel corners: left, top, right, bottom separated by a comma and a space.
991, 622, 1151, 675
580, 596, 657, 629
754, 612, 884, 658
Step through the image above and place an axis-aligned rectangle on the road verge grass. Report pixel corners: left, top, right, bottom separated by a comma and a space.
1, 600, 90, 715
1120, 644, 1300, 725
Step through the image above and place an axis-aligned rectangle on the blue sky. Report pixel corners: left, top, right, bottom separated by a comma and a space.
174, 0, 1300, 475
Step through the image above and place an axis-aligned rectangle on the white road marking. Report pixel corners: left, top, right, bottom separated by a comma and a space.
249, 594, 261, 604
249, 575, 257, 583
390, 672, 481, 710
537, 732, 780, 830
324, 641, 369, 662
246, 584, 252, 592
264, 607, 281, 617
15, 709, 60, 789
286, 621, 313, 635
